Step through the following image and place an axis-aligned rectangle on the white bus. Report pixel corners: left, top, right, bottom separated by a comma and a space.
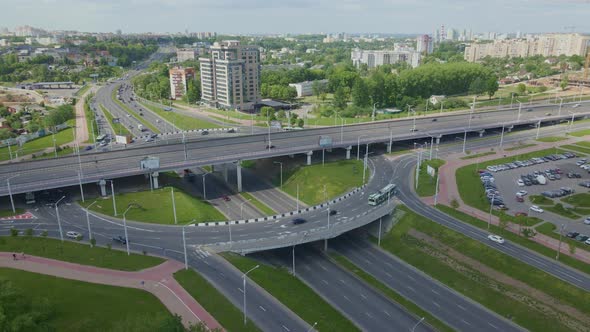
96, 134, 107, 142
368, 184, 397, 206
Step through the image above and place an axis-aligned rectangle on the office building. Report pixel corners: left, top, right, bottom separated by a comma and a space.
351, 48, 421, 68
416, 35, 433, 54
169, 67, 195, 99
288, 79, 328, 97
176, 48, 197, 62
199, 40, 260, 111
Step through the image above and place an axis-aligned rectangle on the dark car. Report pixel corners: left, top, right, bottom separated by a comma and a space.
201, 130, 209, 135
432, 118, 437, 122
576, 235, 589, 242
227, 129, 236, 133
329, 210, 337, 216
292, 218, 307, 225
113, 236, 127, 244
265, 144, 275, 149
566, 232, 580, 239
526, 108, 533, 112
84, 145, 93, 151
222, 195, 231, 202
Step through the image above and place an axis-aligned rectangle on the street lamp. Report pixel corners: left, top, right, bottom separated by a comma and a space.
6, 174, 20, 214
106, 180, 117, 216
273, 161, 283, 188
85, 200, 99, 247
411, 317, 425, 332
558, 97, 564, 116
240, 199, 252, 219
55, 196, 66, 242
336, 113, 344, 143
356, 135, 368, 160
363, 143, 371, 184
307, 322, 318, 332
556, 224, 566, 260
488, 192, 495, 230
202, 172, 210, 199
243, 264, 260, 325
372, 102, 377, 122
122, 204, 138, 256
517, 100, 523, 121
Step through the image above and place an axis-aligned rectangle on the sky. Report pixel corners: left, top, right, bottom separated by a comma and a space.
0, 0, 589, 35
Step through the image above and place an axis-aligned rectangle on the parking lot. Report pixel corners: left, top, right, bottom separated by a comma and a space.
490, 156, 590, 234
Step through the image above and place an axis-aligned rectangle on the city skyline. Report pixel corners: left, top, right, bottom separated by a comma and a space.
0, 0, 589, 35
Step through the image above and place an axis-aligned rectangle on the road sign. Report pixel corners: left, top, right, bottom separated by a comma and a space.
140, 156, 160, 170
318, 136, 333, 148
270, 120, 282, 129
426, 165, 436, 177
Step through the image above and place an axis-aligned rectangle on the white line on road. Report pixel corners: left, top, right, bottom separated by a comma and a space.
457, 304, 466, 311
405, 285, 416, 292
432, 301, 440, 308
282, 325, 290, 331
383, 310, 391, 317
461, 319, 471, 326
321, 279, 329, 285
431, 289, 440, 295
360, 293, 367, 300
259, 306, 266, 312
488, 322, 499, 329
385, 272, 392, 278
343, 295, 351, 302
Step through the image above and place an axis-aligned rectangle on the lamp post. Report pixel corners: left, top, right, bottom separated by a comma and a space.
242, 264, 260, 325
535, 120, 541, 139
77, 170, 85, 203
202, 172, 210, 199
499, 123, 505, 150
517, 101, 522, 121
326, 207, 331, 230
273, 161, 283, 188
488, 192, 495, 230
122, 204, 137, 256
6, 174, 19, 214
307, 322, 318, 332
568, 112, 575, 133
171, 187, 177, 224
558, 97, 563, 116
85, 200, 98, 246
356, 135, 367, 160
363, 143, 370, 184
462, 130, 468, 154
336, 113, 344, 143
411, 317, 425, 332
240, 199, 252, 219
372, 102, 377, 122
55, 196, 66, 242
182, 226, 188, 270
106, 180, 117, 216
556, 224, 566, 260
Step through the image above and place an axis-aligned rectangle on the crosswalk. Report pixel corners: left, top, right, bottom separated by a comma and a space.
193, 246, 211, 259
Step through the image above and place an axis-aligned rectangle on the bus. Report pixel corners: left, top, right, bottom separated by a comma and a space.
368, 184, 397, 206
96, 134, 107, 142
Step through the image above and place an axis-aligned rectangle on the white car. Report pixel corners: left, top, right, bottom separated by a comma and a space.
516, 190, 528, 196
517, 179, 525, 187
572, 103, 581, 108
584, 217, 590, 225
487, 234, 505, 244
66, 231, 82, 239
530, 205, 544, 213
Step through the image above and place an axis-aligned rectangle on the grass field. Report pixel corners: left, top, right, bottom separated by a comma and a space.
141, 102, 223, 130
74, 84, 90, 97
0, 208, 25, 217
561, 193, 590, 207
436, 205, 590, 275
560, 144, 590, 155
378, 206, 590, 332
100, 104, 131, 136
460, 151, 496, 160
529, 195, 554, 205
569, 129, 590, 137
0, 236, 163, 271
330, 254, 453, 332
240, 192, 276, 216
279, 159, 367, 205
575, 141, 590, 149
174, 269, 260, 332
81, 186, 226, 224
536, 136, 568, 142
504, 143, 537, 151
222, 252, 359, 332
544, 203, 581, 219
0, 121, 75, 161
415, 159, 445, 197
1, 268, 172, 331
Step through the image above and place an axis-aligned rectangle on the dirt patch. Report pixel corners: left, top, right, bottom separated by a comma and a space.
407, 229, 590, 332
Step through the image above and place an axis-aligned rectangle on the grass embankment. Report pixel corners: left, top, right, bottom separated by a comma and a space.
221, 252, 359, 332
415, 159, 445, 197
330, 254, 453, 332
1, 268, 173, 331
74, 84, 90, 97
529, 195, 554, 205
240, 192, 276, 216
83, 93, 99, 143
0, 208, 25, 217
82, 186, 226, 224
174, 269, 260, 332
545, 203, 581, 219
100, 104, 131, 136
0, 120, 75, 161
575, 141, 590, 149
504, 143, 537, 151
0, 236, 163, 271
140, 102, 222, 130
536, 136, 568, 142
460, 151, 496, 159
535, 223, 589, 251
561, 193, 590, 207
436, 205, 590, 275
560, 144, 590, 155
279, 159, 367, 205
378, 205, 590, 332
111, 88, 159, 133
569, 129, 590, 137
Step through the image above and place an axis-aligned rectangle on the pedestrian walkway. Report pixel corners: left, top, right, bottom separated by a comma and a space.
0, 211, 36, 220
422, 137, 590, 264
0, 252, 223, 330
74, 85, 94, 145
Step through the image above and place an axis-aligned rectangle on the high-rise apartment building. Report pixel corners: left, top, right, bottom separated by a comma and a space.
169, 67, 195, 99
351, 48, 421, 68
199, 40, 260, 111
416, 35, 434, 54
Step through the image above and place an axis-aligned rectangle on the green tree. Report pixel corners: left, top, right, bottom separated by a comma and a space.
297, 118, 304, 128
469, 77, 487, 96
560, 75, 569, 91
185, 79, 200, 104
516, 83, 527, 95
332, 87, 348, 109
260, 106, 275, 119
351, 78, 370, 107
485, 77, 499, 99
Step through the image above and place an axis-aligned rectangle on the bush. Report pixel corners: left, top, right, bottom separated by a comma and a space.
41, 230, 48, 237
10, 228, 18, 237
90, 238, 96, 247
24, 228, 33, 236
450, 199, 460, 209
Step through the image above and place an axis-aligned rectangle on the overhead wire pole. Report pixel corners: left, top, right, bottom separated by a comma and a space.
499, 123, 505, 150
182, 226, 188, 270
55, 196, 67, 242
85, 201, 98, 246
6, 174, 19, 214
242, 265, 260, 326
171, 187, 178, 224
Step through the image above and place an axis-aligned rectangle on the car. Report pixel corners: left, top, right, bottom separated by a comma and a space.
113, 236, 127, 244
265, 144, 275, 149
566, 232, 580, 238
329, 209, 337, 216
487, 234, 505, 244
228, 129, 236, 133
576, 235, 589, 242
150, 133, 158, 139
517, 179, 525, 187
201, 130, 209, 135
222, 195, 230, 202
526, 108, 533, 112
410, 128, 418, 132
514, 212, 528, 217
584, 217, 590, 225
515, 196, 524, 202
431, 118, 438, 122
545, 112, 552, 116
99, 141, 108, 147
585, 238, 590, 245
516, 190, 528, 196
139, 112, 144, 116
572, 103, 581, 108
66, 231, 82, 239
579, 181, 590, 188
530, 205, 544, 213
145, 137, 154, 143
84, 145, 93, 151
292, 218, 307, 225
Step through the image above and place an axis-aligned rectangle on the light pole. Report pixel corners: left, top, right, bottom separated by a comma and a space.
556, 224, 566, 260
243, 264, 260, 325
356, 135, 367, 160
558, 97, 563, 116
6, 174, 19, 214
363, 143, 370, 184
273, 161, 283, 188
439, 100, 444, 114
517, 101, 522, 121
171, 187, 177, 224
535, 120, 541, 139
267, 116, 272, 152
307, 322, 318, 332
510, 92, 515, 108
568, 112, 575, 133
240, 199, 252, 219
55, 196, 66, 242
411, 317, 425, 332
122, 204, 137, 256
107, 180, 117, 216
372, 102, 377, 122
433, 175, 440, 205
202, 172, 210, 199
429, 136, 434, 160
499, 123, 505, 150
326, 207, 331, 230
77, 170, 85, 203
488, 192, 495, 230
336, 113, 344, 143
85, 200, 98, 247
182, 226, 188, 270
462, 130, 468, 154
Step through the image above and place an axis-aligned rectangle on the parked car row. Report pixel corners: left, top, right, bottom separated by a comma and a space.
566, 231, 590, 245
479, 171, 505, 207
579, 181, 590, 188
486, 152, 577, 174
541, 187, 575, 198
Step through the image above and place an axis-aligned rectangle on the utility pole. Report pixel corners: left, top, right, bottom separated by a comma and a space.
171, 187, 177, 224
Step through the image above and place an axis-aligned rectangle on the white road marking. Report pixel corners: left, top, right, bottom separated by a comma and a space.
432, 301, 440, 308
282, 325, 290, 331
360, 293, 367, 300
488, 322, 499, 329
457, 304, 466, 311
431, 289, 440, 295
259, 306, 266, 312
321, 279, 329, 285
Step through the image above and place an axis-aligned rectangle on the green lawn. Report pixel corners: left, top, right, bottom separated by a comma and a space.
1, 267, 173, 332
174, 269, 260, 332
240, 192, 276, 216
100, 104, 132, 136
0, 124, 75, 161
569, 129, 590, 137
74, 84, 90, 97
279, 159, 367, 205
560, 144, 590, 155
84, 93, 99, 143
529, 195, 554, 205
415, 159, 445, 197
561, 193, 590, 207
575, 141, 590, 149
221, 253, 359, 332
140, 102, 223, 130
0, 236, 163, 271
378, 206, 589, 332
460, 151, 496, 160
82, 186, 226, 224
536, 136, 568, 142
112, 88, 160, 133
32, 146, 75, 160
0, 208, 25, 217
330, 254, 453, 332
544, 203, 581, 219
436, 205, 590, 275
504, 143, 537, 151
535, 222, 589, 251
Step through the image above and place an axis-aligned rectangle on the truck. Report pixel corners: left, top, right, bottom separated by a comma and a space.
138, 124, 145, 132
536, 175, 547, 185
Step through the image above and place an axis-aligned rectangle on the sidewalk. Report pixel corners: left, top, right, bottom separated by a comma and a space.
74, 85, 94, 145
0, 252, 223, 330
423, 137, 590, 264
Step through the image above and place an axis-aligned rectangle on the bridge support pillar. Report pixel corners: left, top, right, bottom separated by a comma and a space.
478, 130, 485, 137
436, 135, 442, 145
345, 146, 352, 160
507, 125, 514, 133
223, 163, 229, 182
237, 163, 243, 192
324, 239, 328, 252
152, 172, 160, 189
98, 179, 107, 197
306, 151, 313, 165
210, 164, 215, 173
387, 142, 392, 153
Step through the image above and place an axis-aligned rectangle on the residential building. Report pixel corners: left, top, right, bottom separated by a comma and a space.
288, 79, 328, 97
416, 35, 433, 54
176, 48, 197, 62
464, 33, 590, 62
199, 40, 260, 111
169, 67, 195, 99
351, 48, 421, 68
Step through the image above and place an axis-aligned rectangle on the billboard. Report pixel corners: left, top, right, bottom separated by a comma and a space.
140, 156, 160, 170
270, 120, 282, 129
115, 135, 131, 144
426, 165, 436, 177
318, 136, 333, 148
